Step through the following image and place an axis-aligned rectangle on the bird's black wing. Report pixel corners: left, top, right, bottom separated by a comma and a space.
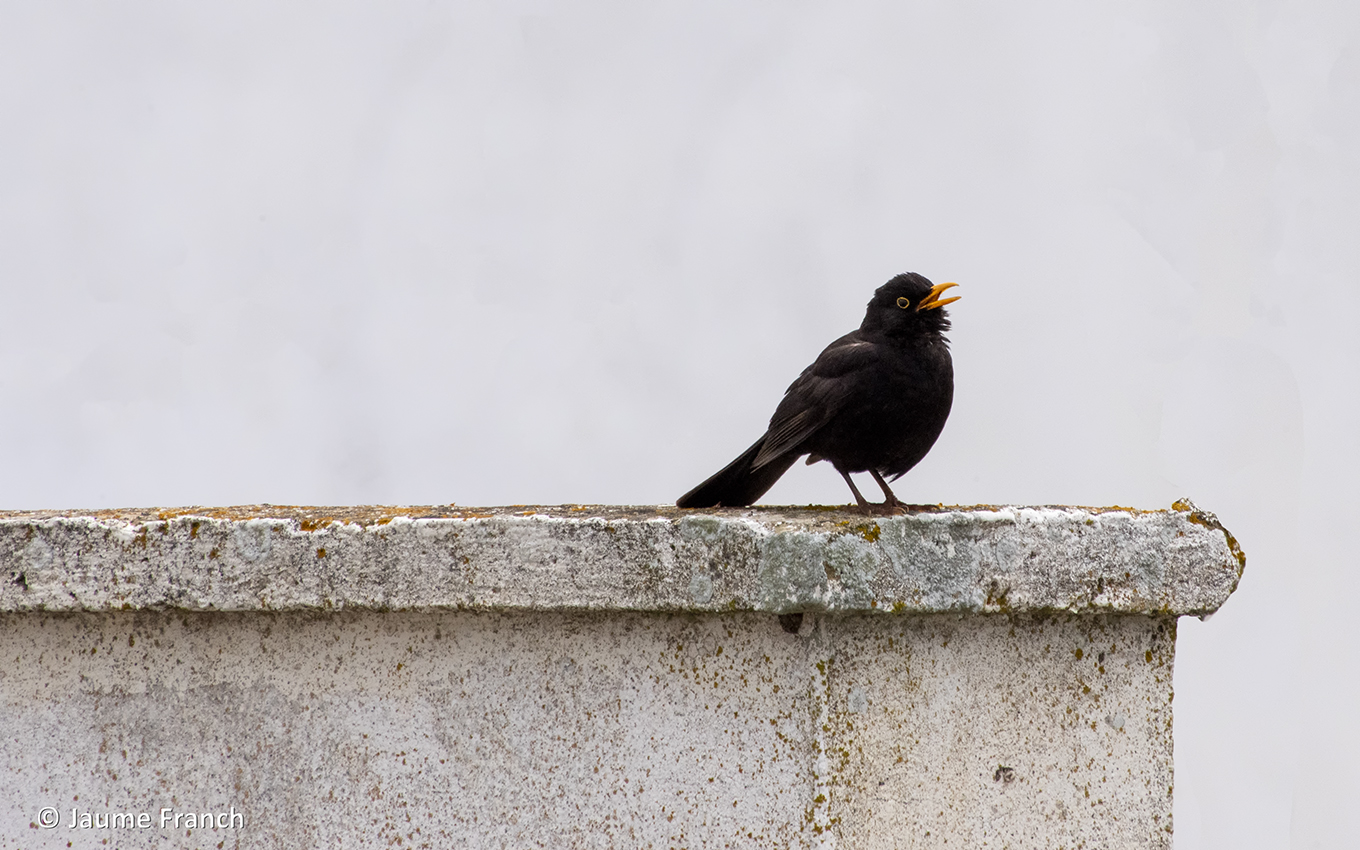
751, 333, 881, 469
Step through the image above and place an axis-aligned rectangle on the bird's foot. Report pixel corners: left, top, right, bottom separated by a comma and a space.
855, 501, 905, 516
868, 470, 908, 512
854, 500, 940, 516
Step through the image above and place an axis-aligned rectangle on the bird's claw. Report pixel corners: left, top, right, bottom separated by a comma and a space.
855, 502, 907, 516
855, 500, 937, 516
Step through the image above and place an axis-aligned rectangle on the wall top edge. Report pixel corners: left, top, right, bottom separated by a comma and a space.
0, 500, 1243, 617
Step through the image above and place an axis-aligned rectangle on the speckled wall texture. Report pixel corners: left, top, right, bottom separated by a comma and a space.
2, 610, 1173, 849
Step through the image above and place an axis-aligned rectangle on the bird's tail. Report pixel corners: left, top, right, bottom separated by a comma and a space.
676, 437, 799, 508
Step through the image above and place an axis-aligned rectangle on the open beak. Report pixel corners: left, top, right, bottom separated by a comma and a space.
916, 281, 960, 311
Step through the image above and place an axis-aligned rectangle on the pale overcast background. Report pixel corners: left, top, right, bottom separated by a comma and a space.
2, 2, 1357, 847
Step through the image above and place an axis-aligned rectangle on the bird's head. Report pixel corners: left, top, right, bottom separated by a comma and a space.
861, 272, 960, 338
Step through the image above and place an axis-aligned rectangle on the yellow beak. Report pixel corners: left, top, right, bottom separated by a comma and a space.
916, 281, 960, 311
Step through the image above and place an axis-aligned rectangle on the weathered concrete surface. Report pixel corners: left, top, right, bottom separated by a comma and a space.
1, 610, 1174, 849
0, 501, 1243, 617
819, 614, 1175, 847
0, 502, 1238, 848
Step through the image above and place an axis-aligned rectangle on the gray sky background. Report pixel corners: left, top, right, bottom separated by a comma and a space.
2, 2, 1356, 846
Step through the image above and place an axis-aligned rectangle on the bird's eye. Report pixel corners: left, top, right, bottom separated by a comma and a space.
896, 297, 910, 309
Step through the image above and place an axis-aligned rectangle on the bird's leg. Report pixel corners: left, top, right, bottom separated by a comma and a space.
837, 469, 872, 510
869, 469, 904, 508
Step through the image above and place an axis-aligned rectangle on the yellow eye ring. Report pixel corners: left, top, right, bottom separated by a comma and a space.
896, 296, 910, 309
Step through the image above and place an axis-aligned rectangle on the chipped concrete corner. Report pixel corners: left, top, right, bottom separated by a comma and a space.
0, 502, 1239, 849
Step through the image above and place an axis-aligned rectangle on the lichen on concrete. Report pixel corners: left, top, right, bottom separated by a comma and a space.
0, 501, 1242, 616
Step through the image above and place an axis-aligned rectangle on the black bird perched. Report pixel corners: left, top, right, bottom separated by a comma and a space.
677, 272, 959, 511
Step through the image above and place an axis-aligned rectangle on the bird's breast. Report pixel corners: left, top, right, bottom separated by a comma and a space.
805, 340, 953, 475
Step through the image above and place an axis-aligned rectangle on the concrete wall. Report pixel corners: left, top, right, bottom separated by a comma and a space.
0, 503, 1241, 849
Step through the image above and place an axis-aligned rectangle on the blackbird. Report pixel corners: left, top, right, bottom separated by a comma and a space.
676, 272, 959, 511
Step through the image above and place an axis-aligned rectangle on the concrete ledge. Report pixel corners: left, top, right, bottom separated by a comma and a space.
0, 501, 1243, 849
1, 501, 1242, 617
